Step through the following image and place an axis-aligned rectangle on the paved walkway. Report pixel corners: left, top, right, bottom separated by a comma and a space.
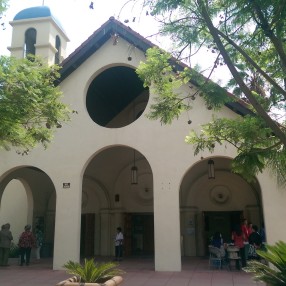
0, 256, 265, 286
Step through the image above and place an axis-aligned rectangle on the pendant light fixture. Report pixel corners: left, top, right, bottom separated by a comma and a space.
131, 149, 138, 184
208, 159, 215, 179
131, 102, 138, 185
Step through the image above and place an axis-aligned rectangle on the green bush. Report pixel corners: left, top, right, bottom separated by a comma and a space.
243, 241, 286, 285
63, 258, 125, 283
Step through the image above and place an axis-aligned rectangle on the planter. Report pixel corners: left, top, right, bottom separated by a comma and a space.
56, 275, 123, 286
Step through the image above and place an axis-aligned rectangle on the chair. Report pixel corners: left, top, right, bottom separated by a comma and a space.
208, 245, 224, 269
227, 246, 241, 270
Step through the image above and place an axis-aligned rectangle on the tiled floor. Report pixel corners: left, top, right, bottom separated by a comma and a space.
0, 256, 265, 286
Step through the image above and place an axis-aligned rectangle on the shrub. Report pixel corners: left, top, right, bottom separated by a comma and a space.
243, 241, 286, 285
63, 258, 125, 283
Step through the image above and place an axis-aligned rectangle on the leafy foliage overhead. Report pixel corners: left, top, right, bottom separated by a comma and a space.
137, 0, 286, 184
0, 56, 71, 153
0, 0, 8, 15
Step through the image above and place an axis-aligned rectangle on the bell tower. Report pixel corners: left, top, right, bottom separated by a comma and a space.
8, 6, 69, 65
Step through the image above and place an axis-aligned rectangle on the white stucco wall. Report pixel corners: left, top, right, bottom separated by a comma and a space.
1, 27, 285, 272
258, 170, 286, 244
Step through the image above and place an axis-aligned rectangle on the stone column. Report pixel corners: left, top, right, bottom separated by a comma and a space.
53, 176, 82, 270
245, 206, 261, 227
100, 209, 111, 256
94, 214, 101, 255
111, 209, 125, 256
154, 176, 181, 271
180, 207, 199, 256
113, 209, 124, 231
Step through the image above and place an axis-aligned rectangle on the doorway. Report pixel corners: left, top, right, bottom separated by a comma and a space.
81, 213, 95, 258
204, 211, 242, 245
124, 213, 154, 257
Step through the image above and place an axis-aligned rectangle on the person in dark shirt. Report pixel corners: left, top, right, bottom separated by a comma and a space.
211, 232, 225, 258
260, 222, 266, 243
248, 225, 262, 260
0, 223, 13, 266
212, 232, 223, 248
249, 225, 262, 247
18, 225, 36, 266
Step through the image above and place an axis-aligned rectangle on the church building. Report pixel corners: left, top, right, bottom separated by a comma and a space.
1, 5, 285, 271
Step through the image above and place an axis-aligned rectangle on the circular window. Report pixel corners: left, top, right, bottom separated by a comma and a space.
86, 66, 149, 128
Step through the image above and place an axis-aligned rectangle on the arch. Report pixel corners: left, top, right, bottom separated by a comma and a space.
24, 28, 37, 57
179, 156, 264, 257
55, 35, 61, 64
80, 144, 153, 179
0, 166, 57, 258
82, 176, 110, 211
80, 145, 154, 258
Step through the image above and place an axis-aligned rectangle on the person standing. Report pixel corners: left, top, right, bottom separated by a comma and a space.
35, 225, 43, 260
114, 227, 124, 261
247, 222, 253, 237
0, 223, 13, 266
248, 225, 262, 260
241, 219, 249, 241
232, 225, 246, 269
18, 225, 36, 266
260, 222, 266, 243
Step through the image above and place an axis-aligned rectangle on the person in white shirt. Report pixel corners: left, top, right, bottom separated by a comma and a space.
114, 227, 124, 261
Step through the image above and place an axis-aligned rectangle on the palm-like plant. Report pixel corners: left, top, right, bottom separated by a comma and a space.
63, 258, 124, 283
243, 241, 286, 285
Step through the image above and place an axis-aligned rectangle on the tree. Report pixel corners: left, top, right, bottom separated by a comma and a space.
137, 0, 286, 184
0, 1, 71, 153
0, 56, 71, 153
0, 0, 8, 15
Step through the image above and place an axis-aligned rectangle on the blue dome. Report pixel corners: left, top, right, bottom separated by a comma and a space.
14, 6, 52, 20
13, 6, 66, 34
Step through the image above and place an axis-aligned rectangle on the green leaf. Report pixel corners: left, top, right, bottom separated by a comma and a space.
0, 55, 71, 152
63, 259, 125, 283
142, 0, 286, 185
244, 241, 286, 285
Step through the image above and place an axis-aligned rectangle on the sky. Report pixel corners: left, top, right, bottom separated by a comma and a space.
0, 0, 229, 83
0, 0, 162, 57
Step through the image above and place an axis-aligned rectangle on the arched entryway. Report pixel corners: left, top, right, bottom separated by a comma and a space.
0, 167, 56, 258
81, 146, 154, 258
180, 157, 264, 257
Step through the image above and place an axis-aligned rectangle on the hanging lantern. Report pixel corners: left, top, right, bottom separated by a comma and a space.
131, 165, 138, 185
131, 150, 138, 184
208, 159, 215, 179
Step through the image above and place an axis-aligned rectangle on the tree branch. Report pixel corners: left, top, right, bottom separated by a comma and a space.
198, 0, 286, 146
250, 0, 286, 74
215, 28, 286, 100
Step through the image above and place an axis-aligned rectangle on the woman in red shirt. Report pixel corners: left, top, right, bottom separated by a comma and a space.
241, 219, 249, 241
247, 222, 253, 237
18, 225, 36, 266
232, 226, 246, 269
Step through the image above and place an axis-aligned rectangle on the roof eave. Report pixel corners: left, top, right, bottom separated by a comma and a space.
58, 17, 252, 117
59, 17, 154, 83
